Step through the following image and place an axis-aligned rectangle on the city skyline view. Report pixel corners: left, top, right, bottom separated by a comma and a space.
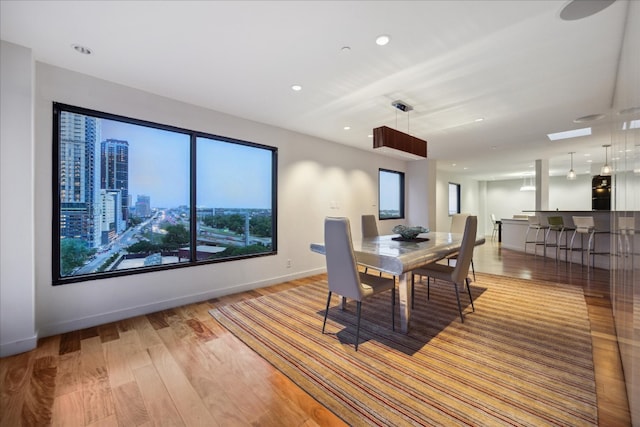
55, 104, 276, 282
101, 119, 273, 210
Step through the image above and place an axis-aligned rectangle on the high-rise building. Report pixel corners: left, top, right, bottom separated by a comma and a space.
101, 139, 129, 226
59, 111, 102, 248
136, 195, 151, 218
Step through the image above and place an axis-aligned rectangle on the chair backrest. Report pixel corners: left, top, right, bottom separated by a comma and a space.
325, 217, 364, 301
451, 216, 478, 285
450, 213, 470, 234
547, 216, 564, 227
573, 216, 595, 233
619, 216, 635, 233
528, 215, 541, 226
490, 213, 497, 224
361, 214, 379, 238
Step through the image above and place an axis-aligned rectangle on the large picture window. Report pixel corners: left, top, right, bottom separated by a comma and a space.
379, 169, 405, 220
53, 103, 277, 285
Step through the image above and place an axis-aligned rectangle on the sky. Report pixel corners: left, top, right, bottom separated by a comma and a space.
100, 118, 273, 209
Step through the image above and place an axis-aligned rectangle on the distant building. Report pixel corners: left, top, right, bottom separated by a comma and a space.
101, 139, 129, 225
136, 195, 151, 218
59, 111, 102, 248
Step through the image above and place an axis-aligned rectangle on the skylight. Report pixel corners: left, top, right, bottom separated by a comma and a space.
547, 127, 591, 141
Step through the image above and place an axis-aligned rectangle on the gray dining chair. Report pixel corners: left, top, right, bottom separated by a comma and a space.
322, 217, 396, 351
411, 215, 477, 322
446, 213, 476, 281
361, 214, 379, 238
361, 214, 379, 275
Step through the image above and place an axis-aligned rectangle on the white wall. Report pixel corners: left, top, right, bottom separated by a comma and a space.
435, 171, 482, 234
27, 62, 411, 340
0, 41, 37, 357
486, 174, 592, 223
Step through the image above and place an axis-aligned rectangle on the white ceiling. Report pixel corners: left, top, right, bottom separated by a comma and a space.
1, 0, 637, 180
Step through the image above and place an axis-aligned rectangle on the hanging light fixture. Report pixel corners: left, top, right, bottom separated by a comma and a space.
600, 144, 612, 176
567, 152, 577, 180
373, 100, 427, 159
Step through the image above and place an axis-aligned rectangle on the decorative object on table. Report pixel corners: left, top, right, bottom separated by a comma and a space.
392, 225, 429, 241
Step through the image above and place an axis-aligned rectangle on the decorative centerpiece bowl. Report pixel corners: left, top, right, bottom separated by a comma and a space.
392, 225, 429, 239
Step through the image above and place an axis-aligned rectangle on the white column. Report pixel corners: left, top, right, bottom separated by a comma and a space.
535, 159, 549, 211
0, 41, 37, 356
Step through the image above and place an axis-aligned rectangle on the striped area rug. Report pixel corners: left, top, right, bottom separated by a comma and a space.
209, 273, 597, 426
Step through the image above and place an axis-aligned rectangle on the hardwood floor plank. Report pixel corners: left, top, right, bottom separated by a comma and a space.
80, 327, 100, 341
112, 381, 150, 426
80, 336, 116, 425
146, 343, 218, 426
104, 330, 143, 389
132, 363, 185, 426
52, 390, 85, 427
97, 323, 120, 344
155, 324, 249, 425
22, 355, 57, 426
129, 315, 163, 350
0, 351, 33, 426
59, 330, 81, 355
267, 370, 347, 427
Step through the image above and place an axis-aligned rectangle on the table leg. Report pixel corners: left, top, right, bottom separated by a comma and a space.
397, 272, 412, 333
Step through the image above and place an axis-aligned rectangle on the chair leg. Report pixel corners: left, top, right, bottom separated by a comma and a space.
391, 288, 395, 331
453, 283, 464, 323
470, 259, 476, 281
322, 291, 332, 334
466, 277, 474, 312
355, 301, 362, 351
427, 277, 431, 300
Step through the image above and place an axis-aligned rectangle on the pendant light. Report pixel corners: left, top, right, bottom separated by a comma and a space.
601, 144, 612, 176
567, 152, 577, 180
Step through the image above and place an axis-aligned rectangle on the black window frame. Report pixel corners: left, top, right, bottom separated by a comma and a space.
378, 168, 405, 220
52, 102, 277, 285
448, 182, 461, 215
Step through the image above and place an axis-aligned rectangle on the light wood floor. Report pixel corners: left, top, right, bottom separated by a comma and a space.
0, 240, 632, 426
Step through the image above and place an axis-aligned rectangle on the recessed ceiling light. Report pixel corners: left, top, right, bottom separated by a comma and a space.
72, 44, 92, 55
560, 0, 616, 21
367, 134, 373, 138
343, 126, 351, 130
291, 84, 302, 91
547, 127, 591, 141
341, 46, 351, 52
573, 113, 606, 123
622, 120, 640, 130
475, 117, 484, 122
375, 35, 391, 46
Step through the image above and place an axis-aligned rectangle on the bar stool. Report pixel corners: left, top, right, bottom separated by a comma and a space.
569, 216, 608, 268
544, 216, 572, 261
524, 215, 549, 256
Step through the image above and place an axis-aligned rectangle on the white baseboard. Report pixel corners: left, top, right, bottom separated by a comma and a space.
0, 333, 38, 357
37, 267, 327, 338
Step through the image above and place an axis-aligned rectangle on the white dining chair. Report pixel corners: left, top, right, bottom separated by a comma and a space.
322, 217, 396, 351
411, 216, 477, 322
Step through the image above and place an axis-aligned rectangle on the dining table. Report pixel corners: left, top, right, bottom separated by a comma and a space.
310, 231, 486, 333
